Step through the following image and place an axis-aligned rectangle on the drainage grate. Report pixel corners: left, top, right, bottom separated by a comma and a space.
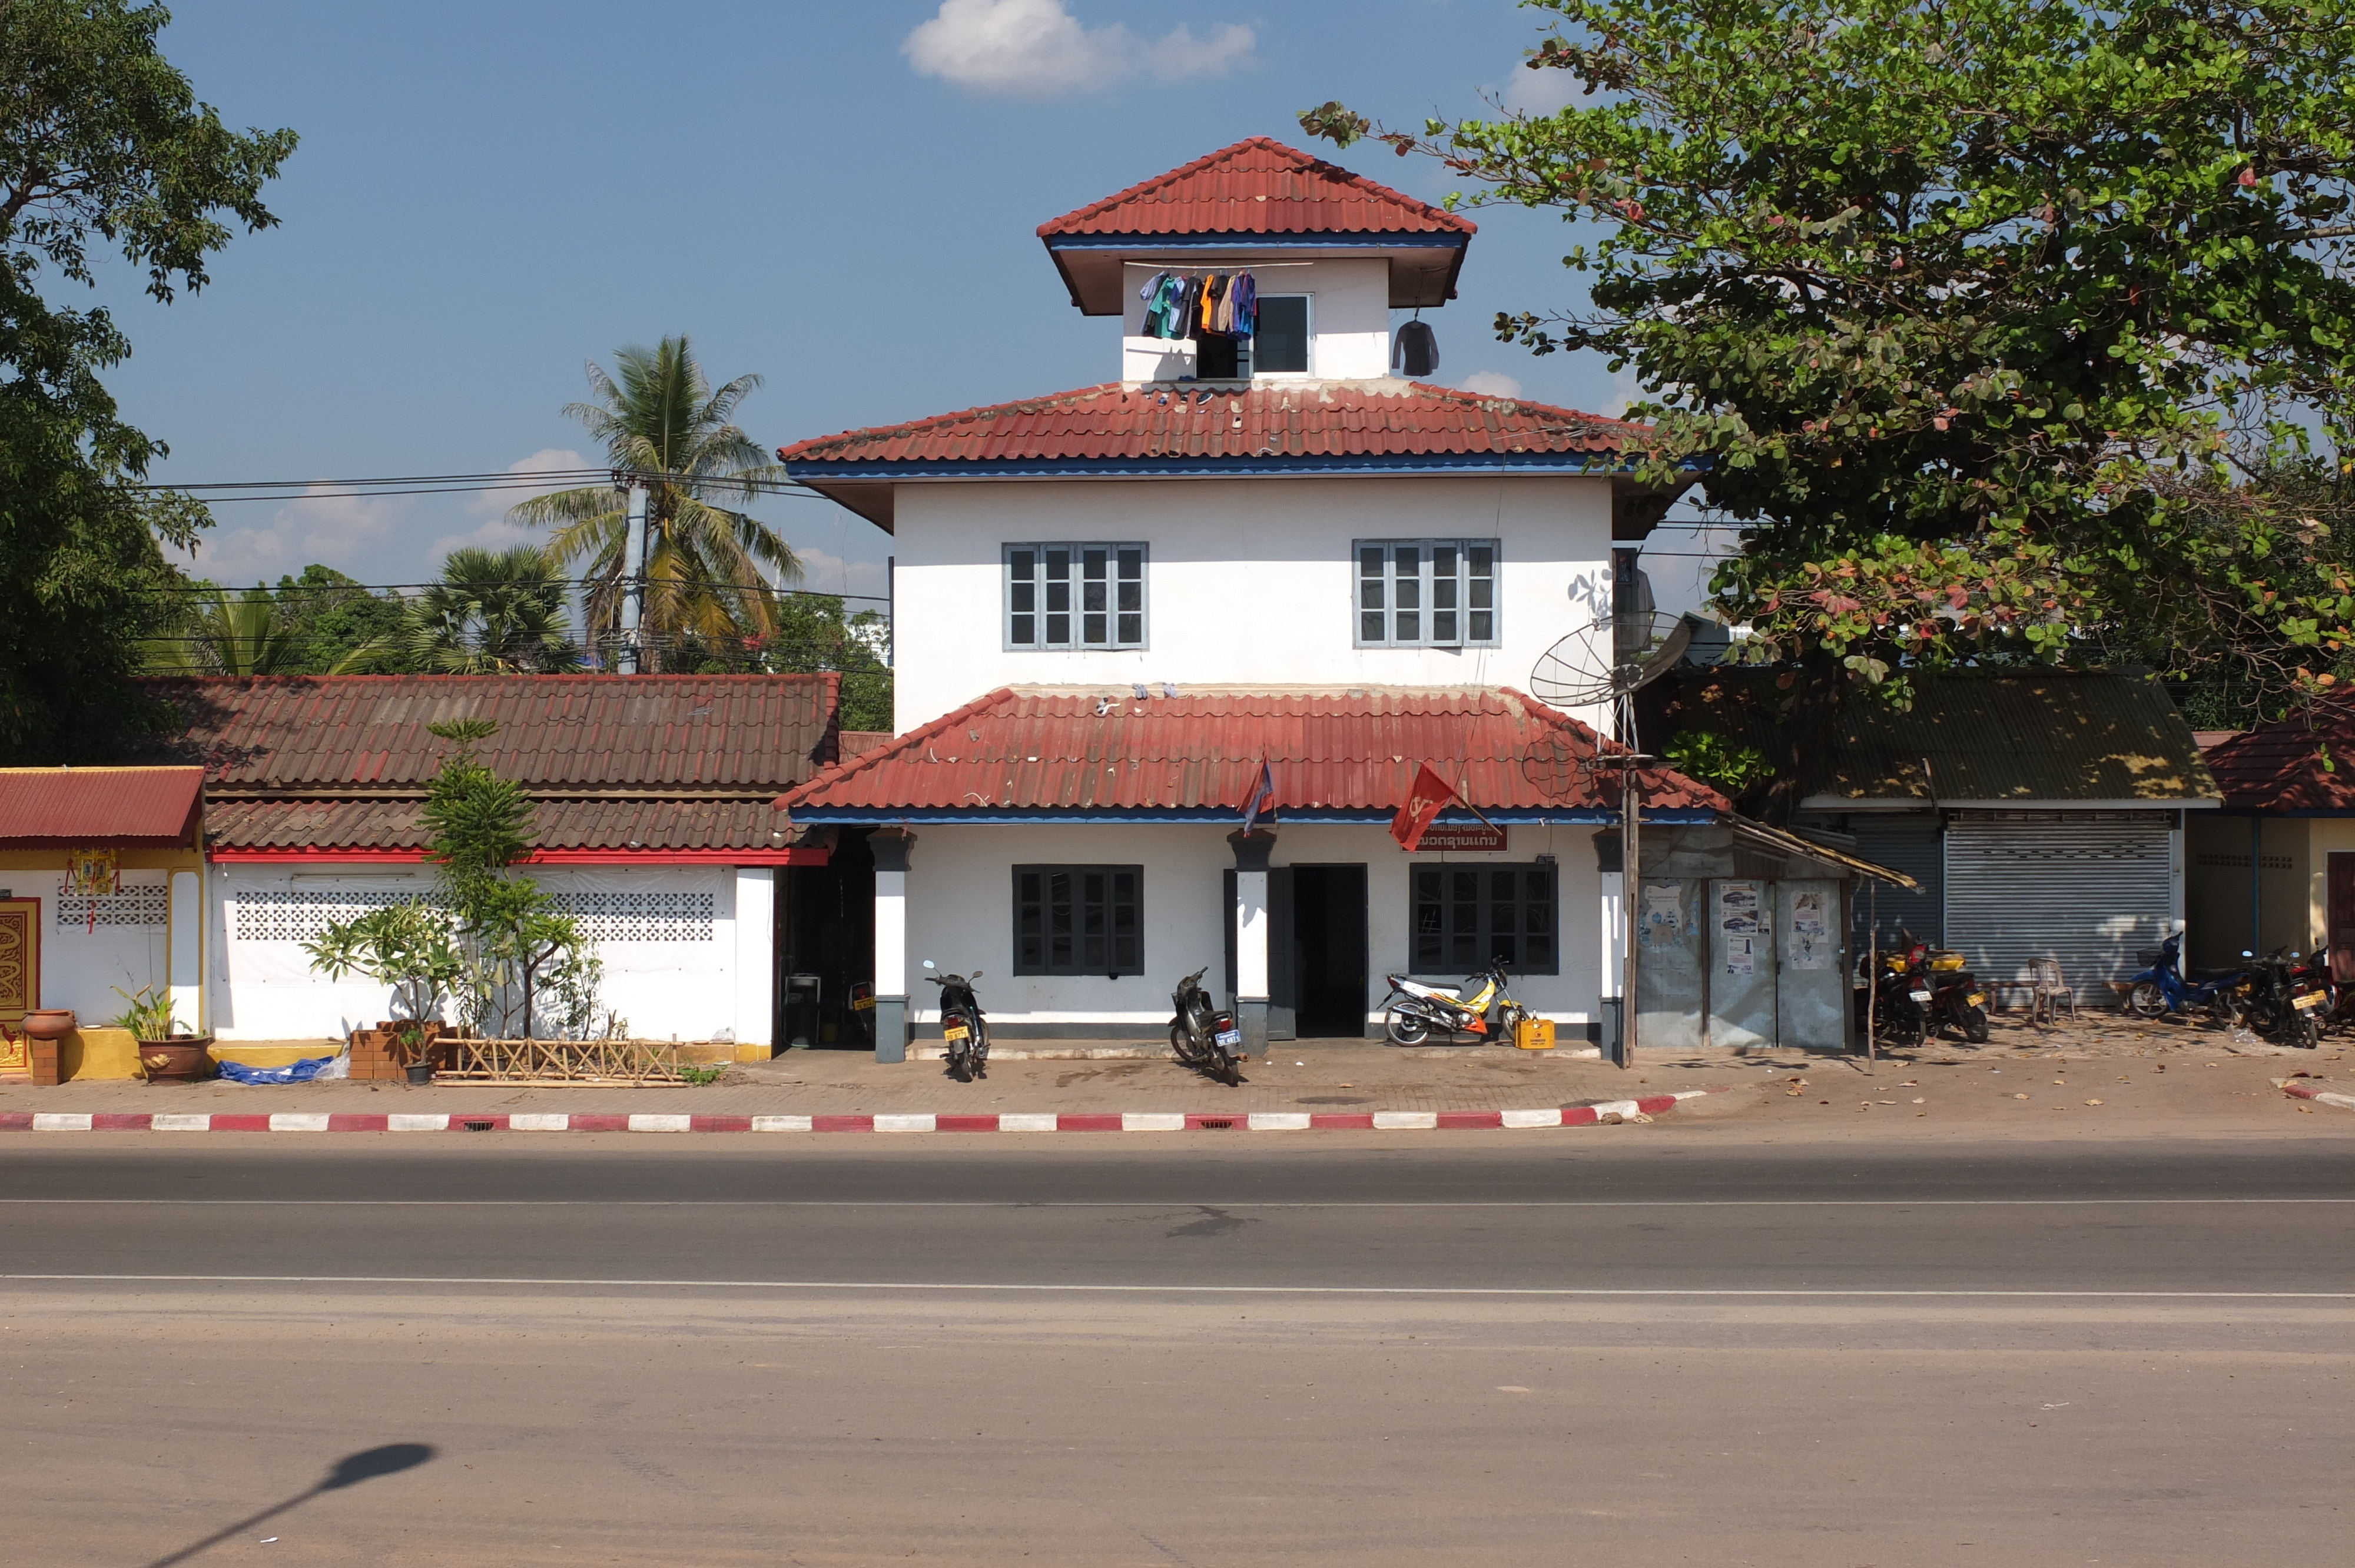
462, 1119, 495, 1132
1196, 1118, 1236, 1130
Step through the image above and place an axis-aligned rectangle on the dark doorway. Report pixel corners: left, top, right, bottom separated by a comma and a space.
1290, 864, 1369, 1038
2329, 852, 2355, 982
779, 828, 875, 1051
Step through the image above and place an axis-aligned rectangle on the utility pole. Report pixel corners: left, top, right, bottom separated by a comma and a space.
617, 478, 649, 674
1620, 745, 1647, 1070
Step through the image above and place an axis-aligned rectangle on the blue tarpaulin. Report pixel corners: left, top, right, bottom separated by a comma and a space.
217, 1055, 339, 1085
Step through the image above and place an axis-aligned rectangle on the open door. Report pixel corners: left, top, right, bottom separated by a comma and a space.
2329, 853, 2355, 982
1291, 865, 1369, 1038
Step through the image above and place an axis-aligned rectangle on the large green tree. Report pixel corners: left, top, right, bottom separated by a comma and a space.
507, 337, 802, 672
1305, 0, 2355, 798
0, 1, 294, 759
397, 544, 580, 675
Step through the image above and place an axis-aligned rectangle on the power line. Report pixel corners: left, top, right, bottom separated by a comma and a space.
125, 576, 891, 604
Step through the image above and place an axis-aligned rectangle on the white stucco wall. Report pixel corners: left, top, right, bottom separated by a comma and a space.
206, 863, 748, 1043
1120, 257, 1390, 382
900, 822, 1604, 1037
891, 474, 1617, 733
36, 869, 171, 1025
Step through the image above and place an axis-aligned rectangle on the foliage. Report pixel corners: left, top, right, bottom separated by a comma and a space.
0, 1, 295, 759
272, 564, 411, 673
1663, 729, 1776, 795
419, 717, 533, 906
458, 877, 600, 1041
150, 584, 304, 675
676, 1063, 726, 1086
1302, 0, 2355, 730
300, 901, 465, 1024
508, 336, 802, 671
650, 589, 893, 727
110, 982, 180, 1041
396, 544, 579, 675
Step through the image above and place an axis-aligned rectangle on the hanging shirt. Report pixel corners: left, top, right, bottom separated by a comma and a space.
1394, 319, 1439, 377
1230, 271, 1256, 338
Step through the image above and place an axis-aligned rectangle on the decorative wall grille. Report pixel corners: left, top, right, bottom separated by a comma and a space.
53, 881, 170, 929
546, 890, 715, 943
230, 886, 717, 944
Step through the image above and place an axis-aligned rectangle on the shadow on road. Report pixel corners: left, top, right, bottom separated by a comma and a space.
142, 1443, 436, 1567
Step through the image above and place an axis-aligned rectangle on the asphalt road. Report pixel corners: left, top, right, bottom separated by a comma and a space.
4, 1136, 2349, 1565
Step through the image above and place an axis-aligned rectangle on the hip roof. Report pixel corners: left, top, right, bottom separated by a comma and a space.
1036, 137, 1476, 240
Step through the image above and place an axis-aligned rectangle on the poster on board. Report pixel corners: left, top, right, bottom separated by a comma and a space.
1717, 881, 1762, 976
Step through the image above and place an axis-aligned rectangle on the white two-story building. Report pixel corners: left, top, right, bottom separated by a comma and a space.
776, 137, 1734, 1057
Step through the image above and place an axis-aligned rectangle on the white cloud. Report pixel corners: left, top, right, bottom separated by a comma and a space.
1456, 370, 1524, 400
1501, 56, 1586, 117
174, 486, 413, 584
903, 0, 1253, 98
430, 447, 594, 562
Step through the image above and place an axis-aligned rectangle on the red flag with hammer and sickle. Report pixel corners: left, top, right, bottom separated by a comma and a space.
1390, 763, 1459, 852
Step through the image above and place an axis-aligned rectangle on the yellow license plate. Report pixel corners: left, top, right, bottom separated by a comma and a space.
943, 1024, 970, 1041
1968, 992, 1987, 1007
2293, 992, 2324, 1011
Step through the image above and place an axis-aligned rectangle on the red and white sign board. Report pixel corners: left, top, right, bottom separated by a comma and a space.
1410, 823, 1508, 853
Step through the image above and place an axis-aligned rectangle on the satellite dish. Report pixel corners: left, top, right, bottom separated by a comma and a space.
1529, 610, 1697, 710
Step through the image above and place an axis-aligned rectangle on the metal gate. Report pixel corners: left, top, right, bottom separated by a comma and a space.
1944, 816, 2174, 999
1634, 877, 1849, 1051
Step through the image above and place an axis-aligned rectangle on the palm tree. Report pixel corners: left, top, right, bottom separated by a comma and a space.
152, 586, 305, 675
506, 337, 800, 671
397, 546, 581, 675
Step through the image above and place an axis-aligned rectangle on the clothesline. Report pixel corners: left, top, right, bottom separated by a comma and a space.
1120, 260, 1316, 270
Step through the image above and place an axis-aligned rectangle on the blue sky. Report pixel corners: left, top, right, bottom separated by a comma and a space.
97, 1, 1678, 603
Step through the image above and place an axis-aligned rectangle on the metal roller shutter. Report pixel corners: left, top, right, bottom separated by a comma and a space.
1846, 817, 1945, 948
1945, 816, 2173, 1002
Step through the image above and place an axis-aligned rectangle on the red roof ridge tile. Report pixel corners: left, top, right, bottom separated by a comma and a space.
1037, 136, 1476, 238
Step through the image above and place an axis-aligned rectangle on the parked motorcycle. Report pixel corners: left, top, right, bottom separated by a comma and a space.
1880, 932, 1991, 1045
2122, 936, 2250, 1028
1169, 966, 1246, 1085
922, 959, 989, 1081
2241, 946, 2326, 1048
2287, 948, 2351, 1037
1379, 962, 1528, 1047
1858, 943, 1935, 1050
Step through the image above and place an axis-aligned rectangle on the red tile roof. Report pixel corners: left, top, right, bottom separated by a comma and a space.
778, 381, 1640, 469
777, 687, 1727, 820
0, 767, 204, 849
2203, 706, 2355, 811
134, 675, 837, 856
1037, 137, 1476, 239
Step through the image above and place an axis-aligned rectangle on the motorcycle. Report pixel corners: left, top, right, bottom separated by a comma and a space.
1169, 966, 1246, 1085
921, 959, 989, 1081
2288, 948, 2353, 1037
2122, 936, 2250, 1028
2241, 946, 2326, 1048
1880, 932, 1991, 1045
1858, 942, 1935, 1050
1379, 961, 1528, 1047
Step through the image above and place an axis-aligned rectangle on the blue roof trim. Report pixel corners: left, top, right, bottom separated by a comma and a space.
788, 807, 1719, 827
785, 450, 1640, 481
1044, 232, 1467, 253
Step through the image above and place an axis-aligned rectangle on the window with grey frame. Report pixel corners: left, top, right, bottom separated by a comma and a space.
1356, 540, 1498, 647
1005, 544, 1146, 650
1411, 863, 1557, 975
1013, 865, 1143, 976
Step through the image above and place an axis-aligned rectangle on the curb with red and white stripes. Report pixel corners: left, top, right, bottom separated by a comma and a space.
2278, 1080, 2355, 1112
0, 1089, 1720, 1136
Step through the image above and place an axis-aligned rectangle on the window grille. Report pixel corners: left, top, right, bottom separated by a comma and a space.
1410, 864, 1557, 975
1013, 865, 1143, 976
52, 881, 170, 929
1357, 540, 1499, 647
230, 886, 715, 944
1006, 544, 1146, 650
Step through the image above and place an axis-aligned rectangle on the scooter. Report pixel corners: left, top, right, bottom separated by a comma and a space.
1169, 966, 1245, 1085
1887, 932, 1991, 1044
921, 959, 989, 1081
1379, 962, 1528, 1047
1858, 945, 1935, 1050
2241, 946, 2326, 1048
2122, 935, 2248, 1027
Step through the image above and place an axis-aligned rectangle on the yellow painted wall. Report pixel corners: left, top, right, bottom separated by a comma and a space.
57, 1028, 339, 1081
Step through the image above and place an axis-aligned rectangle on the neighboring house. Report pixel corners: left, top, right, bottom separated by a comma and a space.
774, 137, 1835, 1054
2191, 707, 2355, 974
1665, 669, 2220, 999
0, 768, 206, 1076
138, 675, 835, 1047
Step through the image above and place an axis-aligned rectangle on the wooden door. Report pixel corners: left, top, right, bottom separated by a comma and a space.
2328, 854, 2355, 982
0, 898, 37, 1079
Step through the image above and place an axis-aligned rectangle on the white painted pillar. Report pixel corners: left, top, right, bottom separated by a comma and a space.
169, 868, 203, 1035
870, 829, 914, 1063
733, 868, 775, 1059
1228, 829, 1275, 1054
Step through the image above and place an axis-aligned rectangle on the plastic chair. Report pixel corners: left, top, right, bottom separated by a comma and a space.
2028, 958, 2077, 1026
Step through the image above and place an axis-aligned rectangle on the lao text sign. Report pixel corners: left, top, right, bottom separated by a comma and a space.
1411, 823, 1508, 853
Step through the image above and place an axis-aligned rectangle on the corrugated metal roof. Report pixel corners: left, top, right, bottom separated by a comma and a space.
0, 767, 204, 848
777, 380, 1638, 469
204, 798, 801, 853
1667, 670, 2219, 805
2203, 706, 2355, 811
1037, 137, 1476, 238
778, 686, 1727, 818
138, 674, 837, 789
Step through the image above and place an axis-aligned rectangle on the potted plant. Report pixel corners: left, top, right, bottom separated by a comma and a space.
112, 985, 214, 1082
303, 902, 462, 1083
19, 1007, 75, 1087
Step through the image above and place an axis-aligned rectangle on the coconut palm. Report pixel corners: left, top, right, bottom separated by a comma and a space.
398, 546, 581, 675
506, 337, 800, 670
152, 586, 305, 675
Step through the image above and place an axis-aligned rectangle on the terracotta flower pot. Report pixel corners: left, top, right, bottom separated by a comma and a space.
21, 1009, 75, 1041
138, 1037, 216, 1083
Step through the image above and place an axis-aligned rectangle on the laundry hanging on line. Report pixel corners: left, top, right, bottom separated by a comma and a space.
1137, 270, 1257, 341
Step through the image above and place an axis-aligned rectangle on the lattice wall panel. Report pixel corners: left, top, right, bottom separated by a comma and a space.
52, 882, 170, 929
230, 886, 717, 944
547, 890, 715, 943
232, 889, 417, 944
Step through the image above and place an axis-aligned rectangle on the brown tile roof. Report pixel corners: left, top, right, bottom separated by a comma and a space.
2203, 706, 2355, 811
778, 686, 1727, 820
1036, 137, 1476, 240
135, 675, 837, 856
